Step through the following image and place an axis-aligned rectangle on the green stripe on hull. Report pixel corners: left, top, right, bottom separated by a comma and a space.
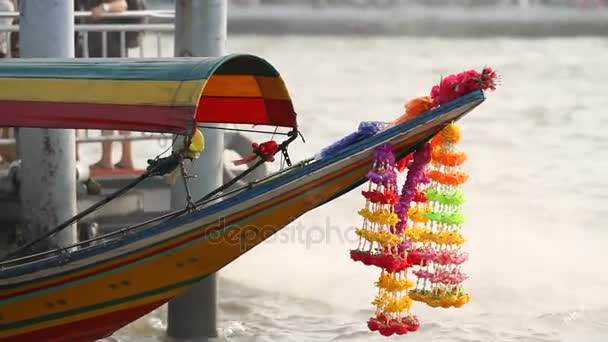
0, 275, 207, 331
0, 162, 367, 331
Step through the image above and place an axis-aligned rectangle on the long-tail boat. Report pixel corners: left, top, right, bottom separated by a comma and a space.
0, 54, 486, 341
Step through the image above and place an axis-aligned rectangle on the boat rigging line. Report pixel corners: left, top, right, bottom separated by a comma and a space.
197, 124, 292, 136
1, 129, 301, 263
1, 137, 183, 262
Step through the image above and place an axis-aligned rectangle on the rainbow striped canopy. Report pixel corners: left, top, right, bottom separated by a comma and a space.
0, 54, 297, 135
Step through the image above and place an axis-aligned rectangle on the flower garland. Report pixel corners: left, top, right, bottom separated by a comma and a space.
407, 123, 471, 309
430, 67, 498, 107
350, 143, 406, 272
350, 67, 498, 336
350, 143, 419, 336
316, 121, 389, 160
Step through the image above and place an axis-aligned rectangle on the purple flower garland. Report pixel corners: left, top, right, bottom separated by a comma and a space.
366, 143, 397, 188
394, 142, 433, 235
317, 121, 389, 160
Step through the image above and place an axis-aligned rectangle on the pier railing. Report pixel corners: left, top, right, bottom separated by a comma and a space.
0, 10, 175, 153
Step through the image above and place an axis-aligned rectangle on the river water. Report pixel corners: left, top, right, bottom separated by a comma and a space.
99, 36, 608, 342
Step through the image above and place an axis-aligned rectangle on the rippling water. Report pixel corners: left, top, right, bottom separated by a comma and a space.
99, 36, 608, 341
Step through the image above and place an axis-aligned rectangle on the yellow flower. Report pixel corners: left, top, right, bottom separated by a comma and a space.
408, 206, 430, 223
375, 273, 414, 291
427, 299, 442, 308
372, 292, 391, 309
440, 123, 462, 144
358, 208, 372, 220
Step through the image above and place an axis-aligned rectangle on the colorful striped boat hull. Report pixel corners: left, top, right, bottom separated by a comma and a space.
0, 91, 485, 342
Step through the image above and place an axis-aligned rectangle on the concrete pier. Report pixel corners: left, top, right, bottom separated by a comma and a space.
167, 0, 227, 340
16, 0, 77, 253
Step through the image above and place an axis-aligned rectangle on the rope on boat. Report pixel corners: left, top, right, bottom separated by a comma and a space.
192, 129, 298, 206
197, 124, 292, 136
0, 129, 300, 262
0, 135, 199, 262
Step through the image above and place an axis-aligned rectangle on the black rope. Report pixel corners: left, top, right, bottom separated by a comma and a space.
271, 126, 278, 140
193, 129, 299, 206
1, 152, 184, 262
1, 129, 300, 262
197, 124, 291, 136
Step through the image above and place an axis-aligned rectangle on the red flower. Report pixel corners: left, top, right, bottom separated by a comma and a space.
361, 190, 400, 205
367, 318, 381, 332
382, 256, 411, 273
395, 323, 409, 335
384, 190, 400, 205
413, 190, 427, 203
407, 250, 429, 267
349, 250, 363, 262
403, 316, 420, 332
378, 326, 394, 337
362, 253, 373, 266
431, 67, 499, 106
396, 153, 413, 173
481, 67, 498, 91
388, 320, 408, 335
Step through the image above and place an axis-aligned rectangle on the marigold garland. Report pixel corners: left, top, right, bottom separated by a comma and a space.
426, 169, 469, 186
431, 149, 467, 167
375, 273, 416, 292
349, 67, 498, 336
405, 226, 466, 245
407, 122, 471, 309
355, 228, 402, 247
358, 208, 401, 226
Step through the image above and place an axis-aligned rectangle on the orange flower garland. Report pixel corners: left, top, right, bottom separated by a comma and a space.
431, 149, 467, 167
408, 123, 471, 309
392, 96, 434, 125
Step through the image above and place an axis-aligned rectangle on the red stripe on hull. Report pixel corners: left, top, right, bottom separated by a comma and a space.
0, 100, 194, 135
0, 299, 168, 342
197, 97, 297, 128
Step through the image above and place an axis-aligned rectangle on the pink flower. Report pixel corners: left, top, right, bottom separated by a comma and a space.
430, 67, 499, 106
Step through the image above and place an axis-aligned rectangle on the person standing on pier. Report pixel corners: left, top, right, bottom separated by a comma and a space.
75, 0, 135, 170
0, 0, 15, 58
0, 0, 17, 164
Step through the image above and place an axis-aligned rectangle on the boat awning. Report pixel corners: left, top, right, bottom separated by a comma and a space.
0, 54, 297, 135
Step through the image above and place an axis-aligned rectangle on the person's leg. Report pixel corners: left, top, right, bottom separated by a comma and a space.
0, 128, 16, 163
0, 128, 8, 163
115, 131, 134, 169
90, 130, 114, 169
75, 129, 81, 161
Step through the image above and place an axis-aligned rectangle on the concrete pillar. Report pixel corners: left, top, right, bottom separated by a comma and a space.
168, 0, 227, 340
16, 0, 77, 253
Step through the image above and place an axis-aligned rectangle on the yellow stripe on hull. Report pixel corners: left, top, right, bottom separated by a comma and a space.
0, 75, 291, 107
0, 78, 206, 106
